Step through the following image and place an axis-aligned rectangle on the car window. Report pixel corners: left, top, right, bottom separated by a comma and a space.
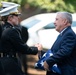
72, 21, 76, 27
43, 21, 76, 29
24, 19, 41, 29
43, 22, 55, 29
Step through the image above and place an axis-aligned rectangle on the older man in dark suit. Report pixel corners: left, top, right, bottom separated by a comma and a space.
35, 12, 76, 75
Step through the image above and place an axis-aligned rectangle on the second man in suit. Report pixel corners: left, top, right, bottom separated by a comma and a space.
35, 12, 76, 75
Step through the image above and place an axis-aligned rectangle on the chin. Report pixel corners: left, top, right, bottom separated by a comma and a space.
56, 28, 59, 32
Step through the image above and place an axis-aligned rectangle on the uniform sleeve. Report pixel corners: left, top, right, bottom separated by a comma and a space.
9, 28, 38, 54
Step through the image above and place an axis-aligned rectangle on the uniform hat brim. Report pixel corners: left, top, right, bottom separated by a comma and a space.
0, 2, 20, 16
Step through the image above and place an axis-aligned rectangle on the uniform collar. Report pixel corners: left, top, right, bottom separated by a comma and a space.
5, 22, 13, 27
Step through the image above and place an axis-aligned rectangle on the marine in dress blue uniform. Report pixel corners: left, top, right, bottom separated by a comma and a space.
0, 2, 39, 75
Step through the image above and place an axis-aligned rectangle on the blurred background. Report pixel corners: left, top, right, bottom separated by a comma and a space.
0, 0, 76, 75
1, 0, 76, 20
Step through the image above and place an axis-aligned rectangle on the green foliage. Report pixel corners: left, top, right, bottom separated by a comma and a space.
0, 0, 76, 13
26, 0, 76, 13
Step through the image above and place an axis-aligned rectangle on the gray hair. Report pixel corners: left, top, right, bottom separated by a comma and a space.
57, 12, 72, 24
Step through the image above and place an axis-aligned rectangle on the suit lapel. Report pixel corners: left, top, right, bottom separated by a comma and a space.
51, 26, 71, 53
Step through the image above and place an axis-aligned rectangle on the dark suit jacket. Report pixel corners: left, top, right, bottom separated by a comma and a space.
46, 26, 76, 75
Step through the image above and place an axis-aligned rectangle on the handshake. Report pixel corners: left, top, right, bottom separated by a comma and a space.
35, 43, 43, 51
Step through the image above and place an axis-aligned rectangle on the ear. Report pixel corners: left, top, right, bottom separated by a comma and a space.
8, 15, 12, 21
64, 19, 68, 25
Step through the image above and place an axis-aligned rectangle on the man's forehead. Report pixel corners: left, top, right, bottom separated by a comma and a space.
56, 13, 63, 19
